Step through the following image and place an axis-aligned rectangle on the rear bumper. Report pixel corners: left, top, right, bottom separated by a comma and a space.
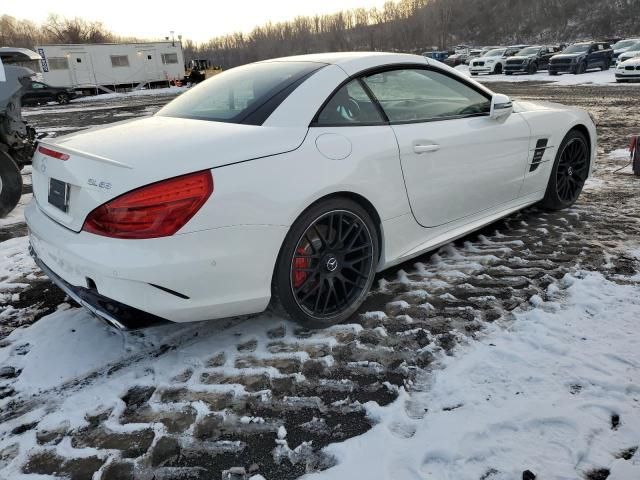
30, 246, 167, 329
26, 199, 288, 324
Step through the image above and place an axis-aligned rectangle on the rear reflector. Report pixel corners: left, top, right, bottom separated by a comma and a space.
82, 171, 213, 239
38, 146, 70, 161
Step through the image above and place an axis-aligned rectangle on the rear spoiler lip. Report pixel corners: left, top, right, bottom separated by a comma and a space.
36, 141, 133, 170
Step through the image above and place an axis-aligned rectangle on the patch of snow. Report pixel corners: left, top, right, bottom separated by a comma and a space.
74, 86, 187, 102
305, 269, 640, 480
0, 194, 31, 227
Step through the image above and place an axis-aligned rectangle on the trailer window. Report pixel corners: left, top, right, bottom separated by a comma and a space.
157, 61, 325, 124
48, 57, 69, 70
110, 55, 130, 67
162, 53, 178, 64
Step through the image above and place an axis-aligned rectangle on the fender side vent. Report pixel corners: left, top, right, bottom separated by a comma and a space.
530, 139, 549, 172
149, 283, 190, 299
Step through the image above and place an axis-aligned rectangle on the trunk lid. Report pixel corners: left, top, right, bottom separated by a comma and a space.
31, 116, 308, 231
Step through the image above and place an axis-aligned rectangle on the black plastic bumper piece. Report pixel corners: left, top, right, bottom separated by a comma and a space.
30, 246, 171, 330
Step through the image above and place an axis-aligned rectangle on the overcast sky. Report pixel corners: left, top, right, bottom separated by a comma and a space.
4, 0, 392, 42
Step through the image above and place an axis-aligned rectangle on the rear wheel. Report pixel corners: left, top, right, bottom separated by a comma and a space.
541, 130, 590, 211
272, 198, 379, 328
0, 151, 23, 218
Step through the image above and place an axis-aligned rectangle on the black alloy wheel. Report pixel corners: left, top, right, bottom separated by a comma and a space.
541, 130, 590, 210
272, 198, 378, 328
555, 137, 589, 203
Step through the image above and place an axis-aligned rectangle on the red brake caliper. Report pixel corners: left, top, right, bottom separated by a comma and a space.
292, 246, 310, 288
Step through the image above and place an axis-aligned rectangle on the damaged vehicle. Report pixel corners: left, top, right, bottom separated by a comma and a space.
26, 52, 596, 329
0, 48, 39, 217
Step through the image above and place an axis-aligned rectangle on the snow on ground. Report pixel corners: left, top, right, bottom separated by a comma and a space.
455, 64, 637, 86
75, 86, 188, 103
0, 194, 31, 228
307, 270, 640, 480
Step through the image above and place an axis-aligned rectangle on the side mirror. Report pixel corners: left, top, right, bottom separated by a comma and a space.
490, 94, 513, 120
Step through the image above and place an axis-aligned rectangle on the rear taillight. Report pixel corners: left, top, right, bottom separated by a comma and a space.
38, 146, 70, 160
82, 171, 213, 239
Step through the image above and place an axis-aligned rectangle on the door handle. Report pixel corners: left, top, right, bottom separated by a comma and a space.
413, 143, 440, 154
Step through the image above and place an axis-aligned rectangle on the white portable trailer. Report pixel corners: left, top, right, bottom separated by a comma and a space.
34, 42, 185, 93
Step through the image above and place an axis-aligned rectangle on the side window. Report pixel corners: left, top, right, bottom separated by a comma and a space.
31, 82, 45, 89
316, 79, 384, 126
363, 68, 490, 123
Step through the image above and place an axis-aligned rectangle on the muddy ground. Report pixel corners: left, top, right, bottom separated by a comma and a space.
0, 82, 638, 480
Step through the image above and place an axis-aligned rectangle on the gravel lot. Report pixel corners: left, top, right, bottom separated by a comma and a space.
0, 81, 638, 479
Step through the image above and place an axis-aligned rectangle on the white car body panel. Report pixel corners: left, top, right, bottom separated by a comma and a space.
25, 52, 597, 323
469, 49, 508, 75
616, 57, 640, 80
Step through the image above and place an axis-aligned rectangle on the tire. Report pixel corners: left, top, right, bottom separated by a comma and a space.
528, 62, 538, 74
575, 62, 586, 75
56, 93, 70, 104
471, 73, 478, 76
0, 151, 23, 218
549, 71, 558, 76
540, 130, 590, 211
272, 197, 379, 328
493, 64, 502, 74
505, 71, 513, 76
602, 59, 610, 71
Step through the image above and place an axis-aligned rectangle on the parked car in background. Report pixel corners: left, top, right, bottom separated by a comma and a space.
548, 41, 613, 75
505, 45, 562, 75
422, 51, 449, 62
444, 53, 468, 67
21, 80, 77, 105
615, 57, 640, 82
479, 46, 500, 56
611, 38, 640, 59
469, 47, 523, 75
465, 49, 484, 65
616, 45, 640, 65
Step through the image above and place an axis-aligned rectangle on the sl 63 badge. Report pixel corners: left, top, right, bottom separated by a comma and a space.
88, 178, 112, 190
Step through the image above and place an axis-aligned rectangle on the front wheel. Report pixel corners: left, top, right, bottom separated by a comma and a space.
493, 64, 503, 74
575, 62, 586, 74
528, 62, 538, 74
540, 130, 590, 211
56, 93, 70, 104
272, 198, 379, 328
0, 151, 23, 218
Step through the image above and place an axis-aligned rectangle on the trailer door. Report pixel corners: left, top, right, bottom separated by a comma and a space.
71, 53, 94, 86
141, 49, 157, 82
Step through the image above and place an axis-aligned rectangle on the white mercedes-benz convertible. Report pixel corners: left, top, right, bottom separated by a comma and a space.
26, 52, 596, 329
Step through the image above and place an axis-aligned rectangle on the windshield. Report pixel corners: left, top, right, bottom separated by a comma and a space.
157, 61, 324, 123
485, 49, 505, 57
613, 39, 638, 50
517, 47, 541, 56
563, 44, 590, 54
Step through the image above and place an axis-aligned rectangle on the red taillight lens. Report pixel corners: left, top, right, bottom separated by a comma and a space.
82, 171, 213, 239
38, 146, 70, 160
